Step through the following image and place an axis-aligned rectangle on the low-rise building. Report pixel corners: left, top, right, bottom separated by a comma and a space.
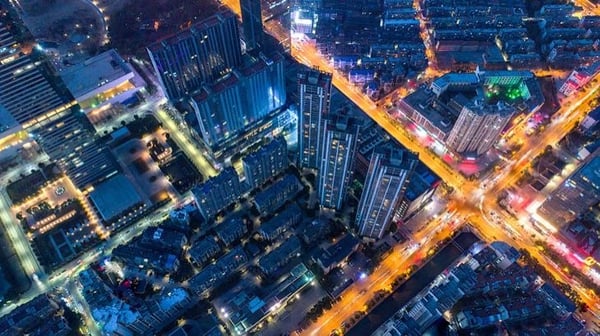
0, 295, 66, 336
193, 167, 244, 221
258, 236, 301, 276
188, 236, 221, 267
112, 244, 180, 274
140, 227, 188, 256
59, 49, 145, 119
222, 263, 315, 334
314, 234, 360, 273
257, 203, 302, 241
188, 246, 248, 297
88, 173, 146, 225
253, 174, 301, 216
215, 217, 248, 246
371, 243, 583, 336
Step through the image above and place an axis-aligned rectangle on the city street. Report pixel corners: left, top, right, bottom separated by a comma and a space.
217, 1, 600, 332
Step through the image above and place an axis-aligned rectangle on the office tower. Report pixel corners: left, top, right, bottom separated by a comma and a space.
356, 148, 418, 239
243, 136, 288, 188
190, 53, 285, 148
317, 114, 359, 210
445, 101, 515, 156
538, 150, 600, 225
192, 167, 244, 220
0, 15, 74, 131
147, 10, 243, 101
35, 113, 118, 189
298, 69, 332, 169
240, 0, 264, 50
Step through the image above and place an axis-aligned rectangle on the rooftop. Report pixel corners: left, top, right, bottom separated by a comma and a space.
575, 155, 600, 191
60, 49, 132, 98
317, 234, 360, 270
88, 174, 143, 222
226, 263, 314, 334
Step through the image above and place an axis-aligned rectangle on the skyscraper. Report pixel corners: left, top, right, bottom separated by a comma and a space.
445, 101, 515, 156
243, 136, 288, 188
298, 69, 332, 169
356, 148, 418, 240
190, 52, 285, 148
317, 114, 359, 210
147, 10, 243, 101
240, 0, 264, 50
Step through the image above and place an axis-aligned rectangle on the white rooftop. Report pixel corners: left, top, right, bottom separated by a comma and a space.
60, 49, 132, 98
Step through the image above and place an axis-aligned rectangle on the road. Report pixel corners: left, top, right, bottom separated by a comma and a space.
256, 12, 600, 336
154, 107, 218, 178
0, 192, 184, 320
573, 0, 600, 15
301, 212, 461, 336
0, 189, 43, 283
216, 0, 600, 332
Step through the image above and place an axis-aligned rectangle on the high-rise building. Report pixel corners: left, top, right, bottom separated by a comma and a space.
538, 149, 600, 225
445, 101, 515, 156
298, 69, 332, 169
190, 52, 285, 148
356, 148, 418, 239
317, 114, 359, 210
240, 0, 264, 50
147, 10, 242, 101
243, 136, 288, 188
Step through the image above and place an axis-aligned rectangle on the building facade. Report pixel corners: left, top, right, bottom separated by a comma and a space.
356, 148, 418, 239
240, 0, 264, 50
242, 136, 288, 188
445, 101, 515, 155
317, 114, 360, 210
147, 10, 242, 101
298, 69, 332, 169
190, 53, 285, 148
192, 167, 244, 220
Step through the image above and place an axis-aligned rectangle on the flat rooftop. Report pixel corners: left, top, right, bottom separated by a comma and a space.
576, 155, 600, 190
89, 173, 143, 221
60, 49, 132, 98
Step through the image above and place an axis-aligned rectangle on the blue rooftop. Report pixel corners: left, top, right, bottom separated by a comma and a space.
89, 174, 143, 221
577, 156, 600, 191
318, 234, 360, 269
